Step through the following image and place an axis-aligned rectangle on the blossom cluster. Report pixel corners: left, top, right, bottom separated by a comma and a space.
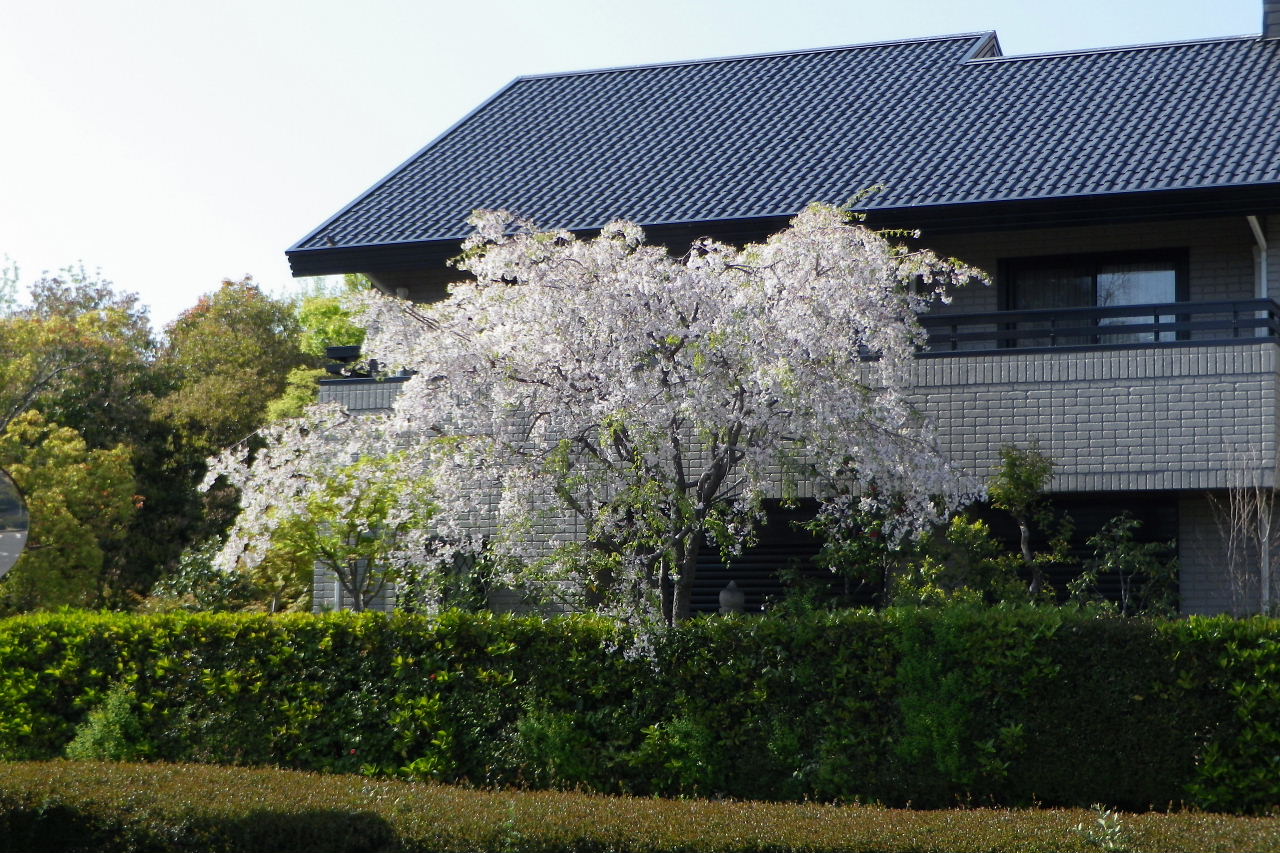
212, 204, 982, 620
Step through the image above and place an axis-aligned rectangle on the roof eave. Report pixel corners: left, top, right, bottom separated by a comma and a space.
286, 183, 1280, 277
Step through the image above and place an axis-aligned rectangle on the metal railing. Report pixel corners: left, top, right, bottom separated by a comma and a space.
918, 298, 1280, 355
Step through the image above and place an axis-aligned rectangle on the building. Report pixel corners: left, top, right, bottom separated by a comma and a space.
289, 3, 1280, 614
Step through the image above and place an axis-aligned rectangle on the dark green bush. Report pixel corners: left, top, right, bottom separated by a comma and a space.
0, 608, 1277, 813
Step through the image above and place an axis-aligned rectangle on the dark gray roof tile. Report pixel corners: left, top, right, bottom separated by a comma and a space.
292, 32, 1280, 256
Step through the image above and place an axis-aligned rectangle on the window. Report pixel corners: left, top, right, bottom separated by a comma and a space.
1000, 249, 1188, 345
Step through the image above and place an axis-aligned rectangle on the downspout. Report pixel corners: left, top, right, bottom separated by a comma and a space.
1249, 214, 1272, 613
1249, 215, 1268, 300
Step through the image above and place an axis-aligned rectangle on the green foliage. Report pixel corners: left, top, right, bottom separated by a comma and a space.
988, 443, 1059, 596
0, 609, 1276, 812
64, 681, 148, 761
0, 411, 137, 612
3, 762, 1280, 853
0, 266, 206, 605
258, 276, 368, 421
263, 453, 435, 611
1183, 618, 1280, 813
142, 538, 259, 612
892, 516, 1025, 606
1070, 513, 1178, 617
1074, 804, 1133, 852
0, 266, 157, 444
295, 274, 366, 359
156, 277, 313, 455
888, 605, 1063, 804
265, 366, 328, 422
988, 444, 1054, 526
804, 503, 898, 606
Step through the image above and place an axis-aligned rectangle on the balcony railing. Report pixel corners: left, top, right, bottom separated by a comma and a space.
918, 298, 1280, 355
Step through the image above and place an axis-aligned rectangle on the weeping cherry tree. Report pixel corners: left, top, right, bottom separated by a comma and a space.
305, 202, 983, 624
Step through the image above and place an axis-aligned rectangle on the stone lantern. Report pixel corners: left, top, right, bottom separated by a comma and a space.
718, 580, 745, 615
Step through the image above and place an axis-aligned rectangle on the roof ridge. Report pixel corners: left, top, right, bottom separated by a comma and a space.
512, 32, 994, 82
968, 33, 1261, 64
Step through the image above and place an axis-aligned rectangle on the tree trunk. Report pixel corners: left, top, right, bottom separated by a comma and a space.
671, 533, 700, 624
1019, 518, 1044, 597
346, 558, 365, 612
660, 563, 673, 626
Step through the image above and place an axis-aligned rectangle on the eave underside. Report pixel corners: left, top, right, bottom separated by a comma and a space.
286, 184, 1280, 278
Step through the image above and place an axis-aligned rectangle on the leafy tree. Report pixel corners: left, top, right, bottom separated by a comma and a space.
140, 538, 257, 613
0, 411, 136, 611
226, 205, 980, 624
1069, 513, 1178, 616
0, 266, 157, 443
204, 407, 437, 612
0, 267, 195, 604
891, 515, 1024, 606
156, 277, 314, 456
296, 274, 366, 359
266, 275, 369, 422
264, 367, 328, 422
988, 444, 1059, 598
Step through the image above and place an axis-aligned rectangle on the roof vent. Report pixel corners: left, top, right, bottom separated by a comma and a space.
1266, 0, 1280, 39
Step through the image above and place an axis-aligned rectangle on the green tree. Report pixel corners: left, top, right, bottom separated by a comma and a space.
296, 274, 366, 359
0, 266, 157, 443
0, 267, 196, 605
891, 515, 1024, 606
256, 454, 434, 613
1069, 512, 1178, 616
988, 444, 1058, 598
264, 366, 328, 422
156, 277, 314, 456
0, 411, 136, 611
266, 274, 368, 422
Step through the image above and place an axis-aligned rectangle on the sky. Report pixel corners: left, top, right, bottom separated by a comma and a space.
0, 0, 1265, 330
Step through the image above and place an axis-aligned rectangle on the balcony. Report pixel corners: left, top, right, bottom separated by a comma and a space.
919, 298, 1280, 355
910, 298, 1280, 494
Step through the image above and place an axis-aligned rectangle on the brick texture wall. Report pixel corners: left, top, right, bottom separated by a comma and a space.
912, 342, 1279, 492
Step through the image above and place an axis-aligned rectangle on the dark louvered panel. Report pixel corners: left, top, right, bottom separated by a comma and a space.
689, 493, 1178, 614
692, 502, 832, 613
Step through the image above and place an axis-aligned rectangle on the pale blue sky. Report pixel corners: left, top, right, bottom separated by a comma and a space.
0, 0, 1264, 328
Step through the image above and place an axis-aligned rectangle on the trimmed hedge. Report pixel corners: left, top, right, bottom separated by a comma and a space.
0, 608, 1276, 812
3, 761, 1280, 853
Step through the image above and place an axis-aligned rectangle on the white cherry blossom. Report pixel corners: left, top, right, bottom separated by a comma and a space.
329, 203, 983, 623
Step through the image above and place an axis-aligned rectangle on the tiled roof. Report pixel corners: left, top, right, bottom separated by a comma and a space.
291, 32, 1280, 256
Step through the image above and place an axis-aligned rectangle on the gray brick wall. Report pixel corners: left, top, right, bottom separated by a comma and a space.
1179, 493, 1280, 616
1179, 495, 1239, 616
318, 379, 405, 412
913, 343, 1278, 492
312, 562, 398, 613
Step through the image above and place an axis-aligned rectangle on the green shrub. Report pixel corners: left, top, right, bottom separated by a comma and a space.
64, 681, 148, 761
0, 608, 1277, 812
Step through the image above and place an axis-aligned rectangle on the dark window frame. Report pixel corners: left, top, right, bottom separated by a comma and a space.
997, 247, 1190, 311
995, 248, 1190, 347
